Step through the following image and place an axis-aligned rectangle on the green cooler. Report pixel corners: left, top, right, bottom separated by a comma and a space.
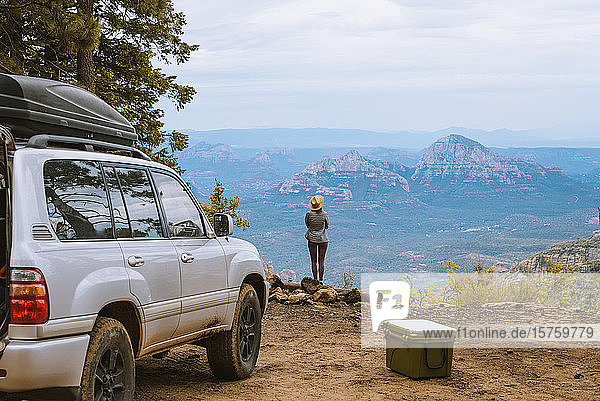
383, 320, 457, 379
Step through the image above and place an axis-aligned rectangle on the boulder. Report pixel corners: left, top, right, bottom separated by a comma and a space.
274, 293, 288, 303
269, 286, 283, 296
281, 282, 301, 292
342, 288, 361, 304
288, 292, 310, 304
267, 274, 283, 289
301, 277, 321, 294
268, 286, 288, 303
311, 286, 339, 303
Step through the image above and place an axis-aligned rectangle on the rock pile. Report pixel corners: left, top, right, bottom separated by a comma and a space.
267, 275, 362, 305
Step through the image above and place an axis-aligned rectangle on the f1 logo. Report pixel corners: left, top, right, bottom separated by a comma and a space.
369, 281, 410, 332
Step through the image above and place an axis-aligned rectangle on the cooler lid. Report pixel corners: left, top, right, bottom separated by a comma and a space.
383, 319, 457, 343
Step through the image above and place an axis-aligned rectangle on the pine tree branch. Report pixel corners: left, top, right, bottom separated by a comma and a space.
0, 1, 49, 9
0, 62, 13, 74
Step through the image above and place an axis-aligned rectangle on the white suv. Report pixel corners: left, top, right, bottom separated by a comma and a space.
0, 75, 268, 400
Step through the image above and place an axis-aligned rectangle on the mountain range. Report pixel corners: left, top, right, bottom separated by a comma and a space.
179, 134, 600, 202
270, 135, 592, 207
177, 133, 600, 281
179, 142, 305, 196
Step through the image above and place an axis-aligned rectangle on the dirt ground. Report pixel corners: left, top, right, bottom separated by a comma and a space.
134, 302, 599, 401
3, 302, 600, 400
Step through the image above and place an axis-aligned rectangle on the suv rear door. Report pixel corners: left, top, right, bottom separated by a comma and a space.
151, 170, 228, 337
104, 165, 181, 348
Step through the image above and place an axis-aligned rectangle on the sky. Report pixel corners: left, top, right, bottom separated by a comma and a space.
161, 0, 600, 139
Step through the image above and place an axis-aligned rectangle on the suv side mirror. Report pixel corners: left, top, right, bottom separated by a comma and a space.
213, 213, 234, 237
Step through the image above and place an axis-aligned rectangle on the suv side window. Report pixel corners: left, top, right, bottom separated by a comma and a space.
115, 166, 164, 238
152, 172, 205, 238
44, 160, 112, 240
103, 166, 132, 238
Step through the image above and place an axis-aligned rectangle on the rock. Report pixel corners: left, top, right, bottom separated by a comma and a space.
274, 293, 288, 303
288, 292, 310, 304
312, 286, 339, 303
269, 286, 283, 297
268, 287, 288, 303
301, 277, 321, 294
267, 274, 283, 289
482, 302, 524, 309
281, 282, 301, 293
342, 288, 361, 304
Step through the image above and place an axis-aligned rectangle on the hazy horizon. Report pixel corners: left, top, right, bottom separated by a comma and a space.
176, 126, 600, 149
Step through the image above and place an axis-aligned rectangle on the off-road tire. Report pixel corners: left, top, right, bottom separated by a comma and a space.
206, 284, 262, 380
79, 317, 135, 401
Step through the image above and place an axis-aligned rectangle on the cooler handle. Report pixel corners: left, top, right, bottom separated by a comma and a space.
424, 347, 447, 370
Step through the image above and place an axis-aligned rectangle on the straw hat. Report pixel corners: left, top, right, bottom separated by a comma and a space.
309, 195, 324, 210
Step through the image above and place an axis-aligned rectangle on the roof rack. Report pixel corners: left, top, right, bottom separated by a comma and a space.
25, 134, 151, 161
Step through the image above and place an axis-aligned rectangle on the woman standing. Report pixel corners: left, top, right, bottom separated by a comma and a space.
305, 195, 329, 282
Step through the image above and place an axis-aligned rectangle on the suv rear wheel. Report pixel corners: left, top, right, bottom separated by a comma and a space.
206, 284, 262, 380
80, 317, 135, 401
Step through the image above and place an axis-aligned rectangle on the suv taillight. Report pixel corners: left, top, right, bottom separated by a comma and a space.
10, 269, 49, 324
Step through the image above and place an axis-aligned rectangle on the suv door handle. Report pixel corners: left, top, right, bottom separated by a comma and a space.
127, 255, 145, 267
181, 252, 194, 263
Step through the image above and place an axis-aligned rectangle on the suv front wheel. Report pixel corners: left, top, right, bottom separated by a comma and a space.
79, 317, 135, 401
206, 284, 262, 380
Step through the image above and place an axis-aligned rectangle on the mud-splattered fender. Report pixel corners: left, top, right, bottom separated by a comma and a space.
217, 237, 267, 328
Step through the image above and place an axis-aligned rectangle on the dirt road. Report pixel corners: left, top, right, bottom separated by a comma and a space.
3, 302, 599, 400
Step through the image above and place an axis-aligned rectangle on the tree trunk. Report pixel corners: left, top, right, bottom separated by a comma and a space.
76, 0, 95, 92
43, 45, 59, 80
45, 186, 96, 238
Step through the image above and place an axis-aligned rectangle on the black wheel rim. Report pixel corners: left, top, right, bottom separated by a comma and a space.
238, 303, 257, 362
94, 346, 126, 401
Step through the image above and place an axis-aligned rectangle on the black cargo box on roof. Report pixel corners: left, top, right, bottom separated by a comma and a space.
0, 74, 137, 146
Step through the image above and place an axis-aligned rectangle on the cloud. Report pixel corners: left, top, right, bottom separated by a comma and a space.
162, 0, 600, 132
